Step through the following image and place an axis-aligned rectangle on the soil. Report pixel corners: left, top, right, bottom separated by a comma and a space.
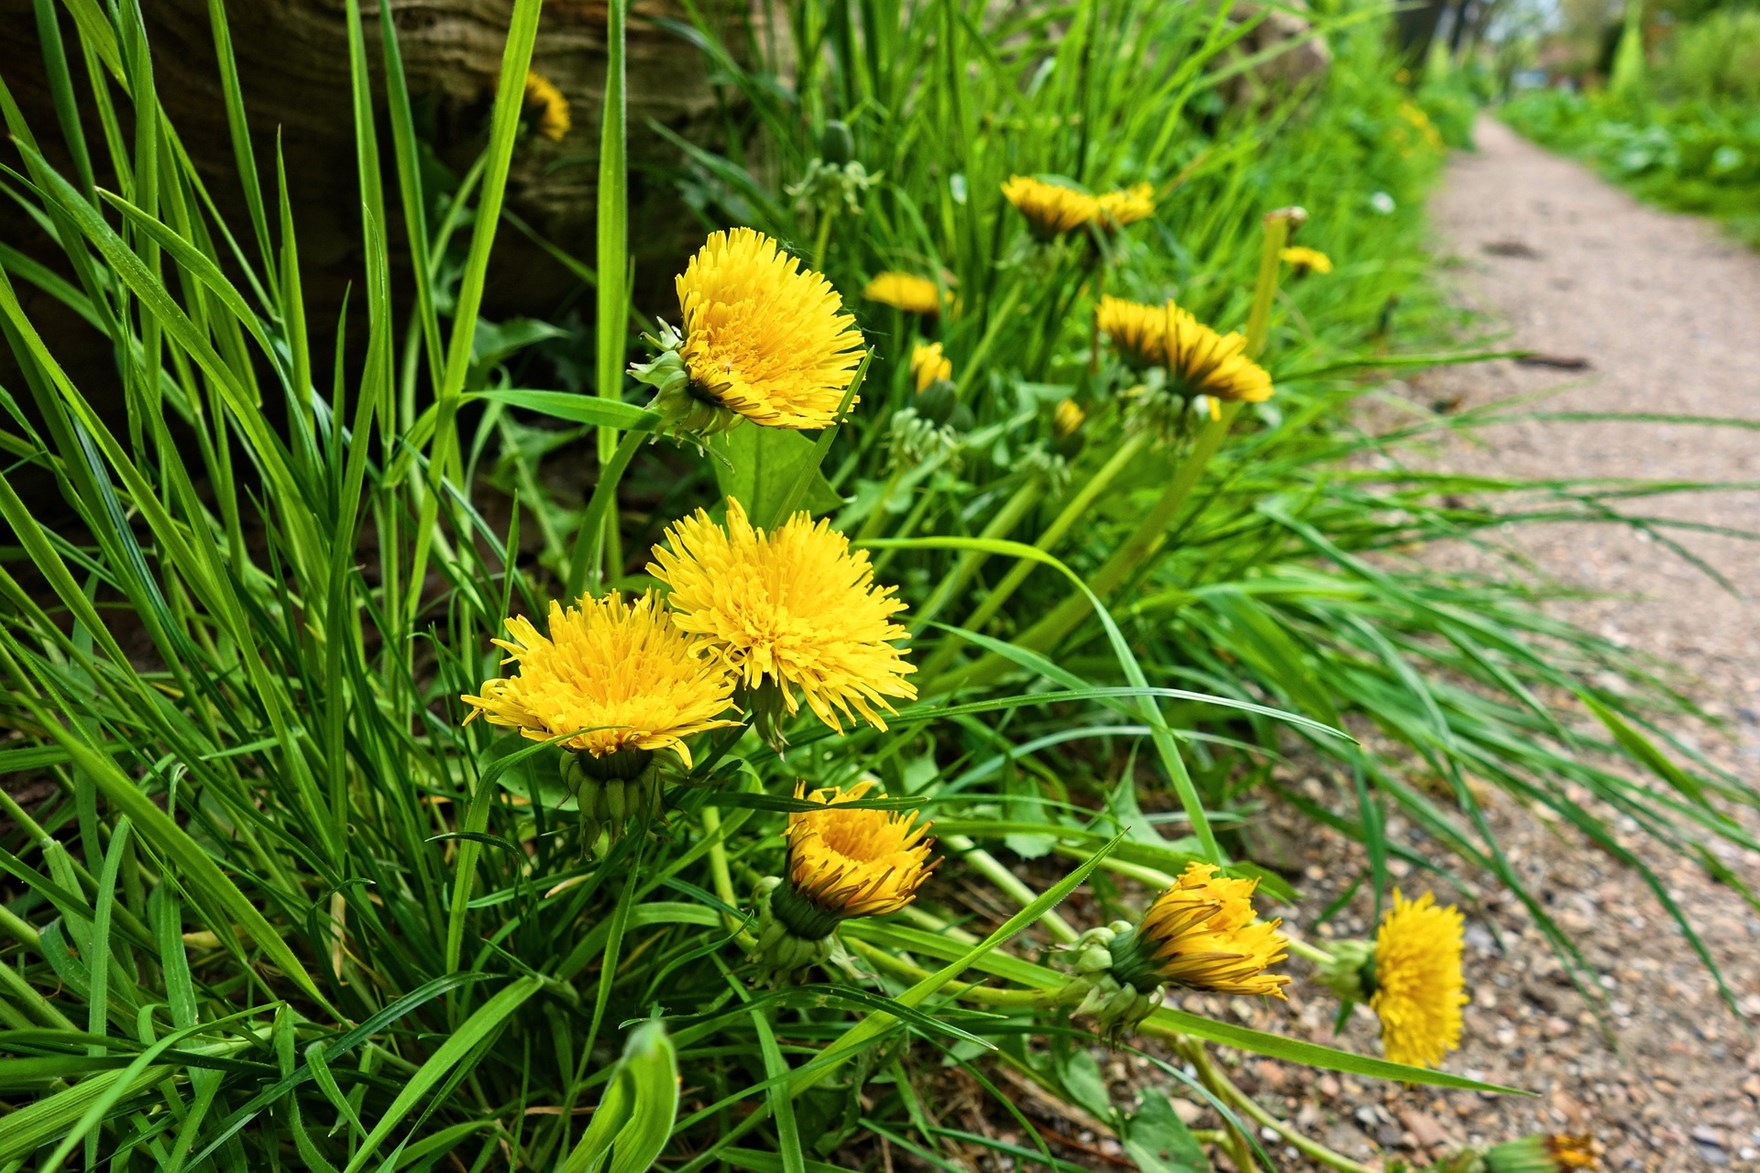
1226, 114, 1760, 1173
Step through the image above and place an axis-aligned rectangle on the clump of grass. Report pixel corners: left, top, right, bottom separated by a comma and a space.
0, 0, 1753, 1168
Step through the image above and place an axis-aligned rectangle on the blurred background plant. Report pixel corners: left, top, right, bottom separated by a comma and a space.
0, 0, 1752, 1167
1498, 0, 1760, 246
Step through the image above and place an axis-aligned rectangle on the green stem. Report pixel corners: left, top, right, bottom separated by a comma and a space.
944, 402, 1242, 693
1175, 1037, 1378, 1173
918, 430, 1149, 685
1183, 1039, 1261, 1173
567, 428, 646, 595
1284, 935, 1336, 966
854, 466, 906, 544
911, 475, 1045, 632
944, 834, 1079, 944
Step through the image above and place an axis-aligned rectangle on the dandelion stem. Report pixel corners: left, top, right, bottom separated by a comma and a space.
910, 475, 1046, 633
945, 833, 1080, 944
1283, 935, 1337, 966
944, 401, 1242, 693
917, 430, 1150, 684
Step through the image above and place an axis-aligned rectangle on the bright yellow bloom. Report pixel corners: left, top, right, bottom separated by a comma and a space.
1096, 296, 1274, 403
909, 342, 952, 392
676, 228, 866, 430
1371, 889, 1467, 1067
1398, 101, 1445, 150
1002, 175, 1099, 238
1280, 245, 1334, 275
461, 591, 737, 767
1053, 398, 1085, 438
1546, 1135, 1596, 1170
1132, 863, 1290, 998
522, 71, 571, 141
784, 780, 936, 919
1096, 182, 1156, 231
648, 498, 916, 732
863, 271, 943, 316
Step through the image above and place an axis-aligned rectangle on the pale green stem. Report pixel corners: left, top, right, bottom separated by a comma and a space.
1171, 1036, 1378, 1173
855, 466, 906, 544
944, 401, 1243, 693
944, 833, 1080, 944
1182, 1038, 1262, 1173
1284, 935, 1336, 966
870, 483, 939, 577
917, 430, 1150, 685
699, 806, 755, 948
911, 475, 1045, 633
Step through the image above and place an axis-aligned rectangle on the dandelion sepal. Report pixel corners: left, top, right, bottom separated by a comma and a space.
559, 749, 663, 842
1313, 936, 1376, 1003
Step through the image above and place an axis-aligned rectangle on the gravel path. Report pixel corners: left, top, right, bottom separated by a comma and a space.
1234, 114, 1760, 1173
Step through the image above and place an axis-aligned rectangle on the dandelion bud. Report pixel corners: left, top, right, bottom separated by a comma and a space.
1051, 398, 1085, 458
521, 71, 571, 141
747, 781, 936, 976
818, 119, 856, 166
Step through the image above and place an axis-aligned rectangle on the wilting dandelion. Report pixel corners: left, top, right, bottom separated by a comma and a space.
863, 271, 944, 316
662, 228, 865, 431
522, 71, 571, 141
649, 498, 916, 742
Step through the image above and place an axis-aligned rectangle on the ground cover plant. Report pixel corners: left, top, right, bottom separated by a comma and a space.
1501, 8, 1760, 248
1, 0, 1755, 1169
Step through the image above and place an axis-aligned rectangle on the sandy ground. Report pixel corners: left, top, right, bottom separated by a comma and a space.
1232, 114, 1760, 1173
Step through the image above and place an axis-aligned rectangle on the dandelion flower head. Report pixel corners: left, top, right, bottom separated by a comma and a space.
864, 271, 944, 316
1131, 863, 1290, 998
648, 498, 917, 732
1002, 175, 1100, 238
461, 591, 737, 767
785, 780, 936, 919
910, 341, 952, 392
1281, 246, 1334, 274
1096, 182, 1156, 231
522, 71, 571, 141
1097, 296, 1274, 403
1371, 889, 1467, 1067
676, 228, 866, 430
1054, 398, 1085, 438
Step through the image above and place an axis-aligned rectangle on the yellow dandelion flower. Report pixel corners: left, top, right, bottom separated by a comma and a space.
1097, 296, 1273, 403
1126, 863, 1290, 998
909, 341, 952, 392
1280, 245, 1334, 275
1053, 398, 1085, 438
1096, 182, 1156, 231
522, 71, 571, 141
1002, 175, 1100, 239
1546, 1135, 1597, 1171
784, 780, 936, 921
1371, 889, 1467, 1067
675, 228, 866, 430
1096, 295, 1172, 367
864, 271, 944, 316
648, 498, 917, 734
1484, 1133, 1598, 1172
461, 591, 737, 767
